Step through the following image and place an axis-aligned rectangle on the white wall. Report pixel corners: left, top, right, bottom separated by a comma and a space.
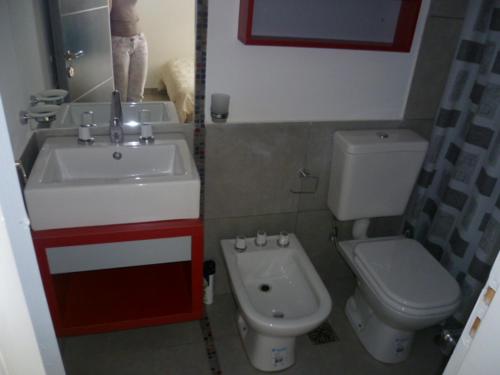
205, 0, 431, 123
0, 0, 55, 158
136, 0, 195, 89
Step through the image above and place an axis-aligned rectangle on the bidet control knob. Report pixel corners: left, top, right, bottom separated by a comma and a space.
277, 231, 289, 247
235, 235, 247, 252
255, 230, 267, 247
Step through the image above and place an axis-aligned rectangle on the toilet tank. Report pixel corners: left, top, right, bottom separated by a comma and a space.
327, 129, 428, 221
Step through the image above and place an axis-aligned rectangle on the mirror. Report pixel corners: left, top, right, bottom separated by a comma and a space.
45, 0, 196, 128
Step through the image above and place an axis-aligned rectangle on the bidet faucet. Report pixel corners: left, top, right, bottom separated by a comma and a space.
109, 90, 124, 144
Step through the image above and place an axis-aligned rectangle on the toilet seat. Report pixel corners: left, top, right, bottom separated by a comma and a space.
353, 238, 461, 318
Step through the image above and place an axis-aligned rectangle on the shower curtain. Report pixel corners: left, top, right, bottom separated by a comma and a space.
405, 0, 500, 323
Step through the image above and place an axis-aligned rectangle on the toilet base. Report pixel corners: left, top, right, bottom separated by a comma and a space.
237, 313, 296, 372
345, 288, 414, 363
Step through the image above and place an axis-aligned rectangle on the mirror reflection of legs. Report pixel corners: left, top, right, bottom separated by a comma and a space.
110, 0, 196, 124
111, 33, 148, 103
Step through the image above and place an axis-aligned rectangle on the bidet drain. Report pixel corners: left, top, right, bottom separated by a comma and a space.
272, 310, 285, 319
259, 284, 271, 292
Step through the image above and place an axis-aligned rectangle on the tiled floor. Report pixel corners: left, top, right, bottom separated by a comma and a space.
60, 321, 211, 375
206, 288, 447, 375
60, 275, 447, 375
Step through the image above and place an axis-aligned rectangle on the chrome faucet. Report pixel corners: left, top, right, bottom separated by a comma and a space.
109, 90, 124, 144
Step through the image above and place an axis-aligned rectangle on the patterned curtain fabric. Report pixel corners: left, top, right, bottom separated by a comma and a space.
405, 1, 500, 323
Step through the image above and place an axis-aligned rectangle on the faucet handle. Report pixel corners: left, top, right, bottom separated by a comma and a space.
78, 126, 94, 145
139, 124, 155, 144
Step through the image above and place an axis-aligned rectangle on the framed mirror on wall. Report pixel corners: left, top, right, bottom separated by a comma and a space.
47, 0, 196, 124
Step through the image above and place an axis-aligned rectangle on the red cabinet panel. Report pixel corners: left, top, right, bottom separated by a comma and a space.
32, 219, 204, 336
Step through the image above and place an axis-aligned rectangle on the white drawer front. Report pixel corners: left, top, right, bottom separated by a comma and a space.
47, 236, 191, 274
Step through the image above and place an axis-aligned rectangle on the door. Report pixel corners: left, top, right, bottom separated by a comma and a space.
0, 95, 65, 374
48, 0, 114, 102
443, 251, 500, 375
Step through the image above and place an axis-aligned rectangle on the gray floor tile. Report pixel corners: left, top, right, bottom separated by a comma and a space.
61, 323, 210, 375
160, 342, 212, 375
206, 293, 239, 339
103, 321, 205, 349
215, 334, 331, 374
64, 340, 211, 375
323, 268, 357, 307
286, 335, 336, 374
214, 335, 262, 375
61, 280, 446, 375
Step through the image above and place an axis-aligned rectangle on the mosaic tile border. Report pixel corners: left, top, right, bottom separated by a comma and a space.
200, 309, 223, 374
194, 0, 208, 216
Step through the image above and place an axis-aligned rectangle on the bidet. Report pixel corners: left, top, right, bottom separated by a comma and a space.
221, 233, 331, 372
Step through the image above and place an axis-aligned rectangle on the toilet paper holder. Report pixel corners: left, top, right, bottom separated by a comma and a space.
290, 168, 319, 194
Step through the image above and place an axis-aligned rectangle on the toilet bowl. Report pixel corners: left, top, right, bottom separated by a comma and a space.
221, 233, 332, 372
338, 236, 461, 363
325, 129, 462, 363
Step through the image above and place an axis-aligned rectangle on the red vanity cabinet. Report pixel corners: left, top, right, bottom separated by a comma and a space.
32, 219, 203, 336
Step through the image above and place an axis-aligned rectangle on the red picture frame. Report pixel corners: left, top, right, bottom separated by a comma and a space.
238, 0, 422, 52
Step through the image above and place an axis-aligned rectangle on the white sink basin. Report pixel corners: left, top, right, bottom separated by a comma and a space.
25, 134, 200, 230
54, 101, 179, 128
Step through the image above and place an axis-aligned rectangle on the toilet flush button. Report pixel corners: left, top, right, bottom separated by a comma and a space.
277, 231, 289, 247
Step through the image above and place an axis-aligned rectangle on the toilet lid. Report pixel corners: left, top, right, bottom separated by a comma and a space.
354, 238, 460, 311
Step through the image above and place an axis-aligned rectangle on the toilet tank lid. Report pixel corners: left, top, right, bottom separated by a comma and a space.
334, 129, 428, 154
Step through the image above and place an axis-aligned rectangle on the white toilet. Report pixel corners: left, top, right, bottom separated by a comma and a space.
221, 233, 332, 372
327, 129, 461, 363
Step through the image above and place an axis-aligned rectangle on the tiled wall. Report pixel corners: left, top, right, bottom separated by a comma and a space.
204, 121, 405, 294
202, 0, 468, 296
405, 0, 468, 139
